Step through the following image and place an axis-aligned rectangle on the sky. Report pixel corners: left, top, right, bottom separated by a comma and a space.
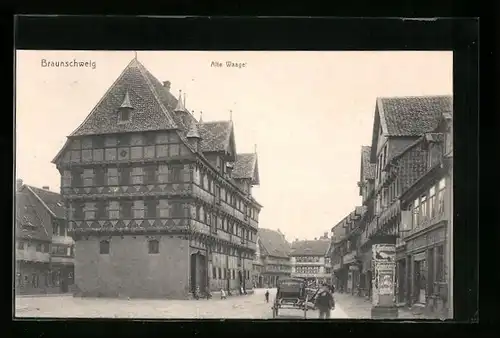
15, 50, 452, 242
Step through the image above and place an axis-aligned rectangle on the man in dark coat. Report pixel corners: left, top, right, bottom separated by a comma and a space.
314, 283, 335, 319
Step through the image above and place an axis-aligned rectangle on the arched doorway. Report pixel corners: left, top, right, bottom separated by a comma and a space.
190, 252, 207, 293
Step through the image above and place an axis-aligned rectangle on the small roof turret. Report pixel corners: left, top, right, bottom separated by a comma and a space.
174, 90, 188, 112
186, 119, 201, 139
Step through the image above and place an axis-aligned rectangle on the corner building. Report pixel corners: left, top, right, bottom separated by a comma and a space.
52, 58, 262, 299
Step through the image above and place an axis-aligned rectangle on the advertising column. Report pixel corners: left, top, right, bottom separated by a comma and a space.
371, 244, 398, 319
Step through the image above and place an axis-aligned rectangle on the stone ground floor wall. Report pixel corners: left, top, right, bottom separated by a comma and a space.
74, 235, 189, 299
208, 257, 253, 292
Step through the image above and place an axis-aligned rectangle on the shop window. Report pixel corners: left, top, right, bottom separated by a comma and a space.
148, 240, 159, 254
100, 240, 110, 255
436, 245, 445, 282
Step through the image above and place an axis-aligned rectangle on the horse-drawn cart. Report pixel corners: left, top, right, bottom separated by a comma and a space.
271, 278, 312, 319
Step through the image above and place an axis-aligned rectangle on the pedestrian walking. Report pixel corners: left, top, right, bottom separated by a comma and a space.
265, 289, 270, 303
220, 288, 227, 300
314, 283, 335, 319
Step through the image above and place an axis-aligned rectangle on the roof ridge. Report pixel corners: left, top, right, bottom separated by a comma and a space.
200, 120, 232, 125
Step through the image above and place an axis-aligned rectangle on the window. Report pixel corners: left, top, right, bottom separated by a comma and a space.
36, 243, 42, 252
218, 267, 222, 279
146, 199, 158, 218
437, 178, 446, 214
100, 240, 110, 254
158, 164, 169, 183
131, 167, 144, 185
71, 168, 83, 187
170, 165, 182, 182
95, 167, 105, 186
119, 167, 131, 185
429, 186, 436, 218
96, 201, 106, 219
232, 269, 235, 279
171, 202, 184, 218
107, 168, 119, 186
52, 221, 59, 236
133, 200, 145, 219
159, 199, 169, 218
62, 170, 72, 187
148, 240, 159, 254
108, 201, 120, 219
420, 194, 428, 222
412, 199, 420, 227
121, 201, 133, 219
117, 134, 130, 146
84, 202, 96, 220
74, 203, 84, 220
213, 267, 217, 279
83, 169, 94, 187
120, 110, 130, 122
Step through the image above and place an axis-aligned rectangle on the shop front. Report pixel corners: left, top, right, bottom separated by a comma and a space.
405, 222, 447, 313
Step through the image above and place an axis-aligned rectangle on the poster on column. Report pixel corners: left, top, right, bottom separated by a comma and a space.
372, 244, 396, 306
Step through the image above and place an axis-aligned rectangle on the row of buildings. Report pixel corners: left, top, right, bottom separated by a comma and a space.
15, 180, 75, 295
329, 95, 453, 318
252, 230, 333, 288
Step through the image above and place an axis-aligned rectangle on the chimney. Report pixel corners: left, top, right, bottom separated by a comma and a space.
163, 81, 171, 92
42, 186, 50, 191
16, 179, 23, 191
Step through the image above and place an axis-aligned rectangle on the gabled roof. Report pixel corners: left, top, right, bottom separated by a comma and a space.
233, 153, 260, 185
198, 121, 234, 153
23, 185, 66, 219
290, 239, 330, 257
360, 146, 375, 181
370, 95, 452, 161
69, 58, 178, 137
15, 191, 51, 242
258, 228, 291, 258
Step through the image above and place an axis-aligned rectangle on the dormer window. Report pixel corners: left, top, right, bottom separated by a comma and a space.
120, 109, 130, 122
118, 90, 133, 124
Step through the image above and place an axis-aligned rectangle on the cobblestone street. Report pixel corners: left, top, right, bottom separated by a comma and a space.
16, 289, 350, 319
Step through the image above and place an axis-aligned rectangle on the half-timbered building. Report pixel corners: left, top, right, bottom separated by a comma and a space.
256, 228, 292, 287
52, 57, 262, 299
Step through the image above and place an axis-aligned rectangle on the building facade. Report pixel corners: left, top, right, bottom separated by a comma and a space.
52, 58, 262, 299
290, 236, 331, 285
255, 228, 292, 287
15, 180, 75, 295
330, 95, 453, 317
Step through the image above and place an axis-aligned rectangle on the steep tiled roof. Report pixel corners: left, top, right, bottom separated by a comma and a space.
361, 146, 375, 180
258, 228, 291, 258
25, 185, 65, 219
16, 192, 51, 242
290, 239, 330, 256
198, 121, 233, 153
233, 153, 259, 184
70, 58, 178, 137
377, 95, 453, 137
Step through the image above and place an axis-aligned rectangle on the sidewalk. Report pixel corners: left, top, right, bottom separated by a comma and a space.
333, 293, 438, 320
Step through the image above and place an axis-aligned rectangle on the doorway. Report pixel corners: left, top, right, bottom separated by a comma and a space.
397, 259, 406, 303
190, 252, 207, 293
414, 258, 427, 304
